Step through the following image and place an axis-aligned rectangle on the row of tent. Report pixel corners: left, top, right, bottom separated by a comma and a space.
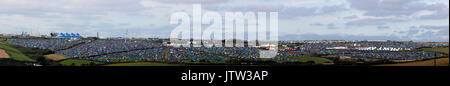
54, 33, 82, 38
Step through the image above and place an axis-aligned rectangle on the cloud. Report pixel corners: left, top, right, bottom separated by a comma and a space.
280, 33, 404, 41
279, 7, 318, 19
376, 26, 390, 29
152, 0, 227, 4
279, 4, 348, 19
0, 0, 145, 15
310, 23, 324, 26
419, 8, 449, 20
399, 25, 449, 41
343, 15, 358, 19
287, 0, 328, 5
0, 0, 448, 42
346, 18, 406, 26
310, 23, 339, 29
348, 0, 449, 18
220, 4, 284, 12
417, 25, 449, 29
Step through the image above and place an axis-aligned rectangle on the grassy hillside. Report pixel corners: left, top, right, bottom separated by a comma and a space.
0, 41, 36, 62
59, 59, 105, 66
421, 47, 449, 54
0, 59, 29, 66
296, 57, 333, 64
378, 57, 448, 66
104, 62, 182, 66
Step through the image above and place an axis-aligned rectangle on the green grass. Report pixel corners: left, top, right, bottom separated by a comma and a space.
296, 57, 333, 64
421, 47, 449, 54
0, 41, 36, 62
276, 56, 333, 64
59, 59, 105, 66
104, 62, 182, 66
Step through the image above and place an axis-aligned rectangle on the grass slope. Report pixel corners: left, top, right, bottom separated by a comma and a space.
0, 41, 36, 62
59, 59, 105, 66
104, 62, 182, 66
421, 47, 449, 54
296, 57, 333, 64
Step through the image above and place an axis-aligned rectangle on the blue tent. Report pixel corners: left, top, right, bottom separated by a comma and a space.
56, 33, 82, 38
65, 33, 71, 37
71, 33, 76, 37
59, 33, 66, 37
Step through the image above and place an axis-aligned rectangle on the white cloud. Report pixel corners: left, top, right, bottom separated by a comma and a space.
0, 0, 448, 41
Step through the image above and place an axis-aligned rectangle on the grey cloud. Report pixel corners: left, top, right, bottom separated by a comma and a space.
377, 26, 390, 29
319, 5, 349, 14
346, 18, 406, 26
280, 5, 348, 19
224, 4, 284, 12
400, 25, 450, 41
343, 15, 358, 19
310, 23, 339, 29
279, 33, 405, 41
327, 24, 338, 29
310, 23, 324, 26
0, 0, 145, 18
155, 0, 228, 4
409, 25, 450, 30
327, 24, 335, 26
327, 26, 339, 29
420, 8, 449, 20
347, 0, 448, 18
280, 7, 318, 19
281, 32, 447, 42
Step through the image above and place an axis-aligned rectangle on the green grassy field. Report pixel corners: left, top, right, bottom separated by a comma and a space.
104, 62, 183, 66
0, 41, 36, 62
59, 59, 105, 66
421, 47, 449, 54
104, 56, 333, 66
275, 56, 333, 64
296, 57, 333, 64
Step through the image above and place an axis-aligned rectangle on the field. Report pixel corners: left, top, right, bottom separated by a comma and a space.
377, 47, 449, 66
421, 47, 449, 54
44, 54, 67, 61
378, 57, 448, 66
0, 41, 36, 62
59, 59, 105, 66
75, 56, 332, 66
104, 62, 183, 66
1, 38, 447, 66
295, 57, 333, 64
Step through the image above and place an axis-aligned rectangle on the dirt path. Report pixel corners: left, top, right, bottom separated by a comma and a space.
0, 49, 10, 58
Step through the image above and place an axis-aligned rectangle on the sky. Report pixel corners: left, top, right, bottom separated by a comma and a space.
0, 0, 448, 42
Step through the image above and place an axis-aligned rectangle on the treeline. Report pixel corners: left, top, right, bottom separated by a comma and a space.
0, 59, 28, 66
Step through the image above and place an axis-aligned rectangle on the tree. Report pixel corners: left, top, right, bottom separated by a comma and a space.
36, 57, 49, 66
